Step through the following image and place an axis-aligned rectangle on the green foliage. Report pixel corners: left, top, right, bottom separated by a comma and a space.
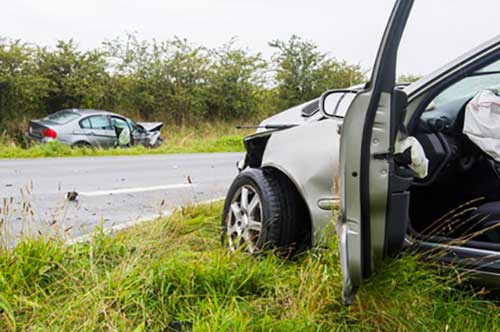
0, 34, 366, 143
0, 202, 499, 331
269, 35, 366, 109
36, 40, 111, 112
398, 73, 422, 84
204, 39, 268, 120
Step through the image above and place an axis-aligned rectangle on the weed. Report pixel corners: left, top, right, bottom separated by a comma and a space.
0, 123, 252, 159
0, 203, 499, 331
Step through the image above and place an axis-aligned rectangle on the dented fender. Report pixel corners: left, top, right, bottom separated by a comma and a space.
260, 118, 341, 243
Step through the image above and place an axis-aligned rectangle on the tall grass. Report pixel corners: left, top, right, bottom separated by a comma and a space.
0, 123, 253, 159
0, 202, 499, 331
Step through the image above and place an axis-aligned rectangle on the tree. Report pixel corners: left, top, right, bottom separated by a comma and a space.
204, 39, 268, 120
269, 35, 366, 110
105, 35, 211, 123
398, 74, 422, 84
35, 40, 110, 113
0, 39, 49, 135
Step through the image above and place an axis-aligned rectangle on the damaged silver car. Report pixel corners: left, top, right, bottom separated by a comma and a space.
223, 0, 500, 304
27, 109, 164, 148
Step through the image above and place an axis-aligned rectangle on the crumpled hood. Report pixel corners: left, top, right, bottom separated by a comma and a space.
257, 99, 320, 133
138, 122, 164, 132
256, 84, 366, 134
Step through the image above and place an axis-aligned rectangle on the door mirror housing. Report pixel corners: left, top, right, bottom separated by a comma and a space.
319, 89, 358, 118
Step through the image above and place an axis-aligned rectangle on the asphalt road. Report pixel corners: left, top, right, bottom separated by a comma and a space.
0, 153, 244, 243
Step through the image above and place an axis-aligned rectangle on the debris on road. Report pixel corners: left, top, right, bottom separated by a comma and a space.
65, 191, 79, 202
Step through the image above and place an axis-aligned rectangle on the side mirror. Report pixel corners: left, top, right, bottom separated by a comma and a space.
319, 90, 357, 117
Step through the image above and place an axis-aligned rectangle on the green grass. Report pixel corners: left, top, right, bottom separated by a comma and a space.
1, 202, 499, 331
0, 123, 251, 158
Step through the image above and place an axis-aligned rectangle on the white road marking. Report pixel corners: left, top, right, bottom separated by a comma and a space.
66, 197, 225, 245
78, 184, 194, 197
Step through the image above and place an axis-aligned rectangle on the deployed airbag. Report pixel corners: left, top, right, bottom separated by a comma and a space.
463, 89, 500, 162
396, 136, 429, 178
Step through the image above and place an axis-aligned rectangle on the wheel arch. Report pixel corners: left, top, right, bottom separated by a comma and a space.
72, 140, 93, 147
259, 120, 340, 244
261, 164, 313, 249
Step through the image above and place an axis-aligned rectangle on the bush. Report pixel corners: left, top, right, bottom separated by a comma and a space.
0, 34, 366, 143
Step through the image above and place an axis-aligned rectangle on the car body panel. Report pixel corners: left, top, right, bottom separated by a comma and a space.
138, 122, 164, 132
258, 100, 322, 132
27, 109, 163, 148
261, 119, 340, 242
250, 32, 500, 249
334, 0, 415, 304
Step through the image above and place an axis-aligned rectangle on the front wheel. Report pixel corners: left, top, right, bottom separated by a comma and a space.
222, 168, 303, 254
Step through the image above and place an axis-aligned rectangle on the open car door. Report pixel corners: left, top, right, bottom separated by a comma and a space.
337, 0, 415, 305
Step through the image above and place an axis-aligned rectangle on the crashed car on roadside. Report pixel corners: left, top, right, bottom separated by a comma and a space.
27, 109, 164, 148
222, 0, 500, 304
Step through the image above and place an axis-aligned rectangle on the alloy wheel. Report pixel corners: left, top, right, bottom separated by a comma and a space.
226, 185, 263, 253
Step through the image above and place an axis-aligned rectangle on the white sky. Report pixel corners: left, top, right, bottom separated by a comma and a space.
2, 0, 500, 76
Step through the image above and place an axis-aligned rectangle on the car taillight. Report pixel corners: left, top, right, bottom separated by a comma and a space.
42, 128, 57, 139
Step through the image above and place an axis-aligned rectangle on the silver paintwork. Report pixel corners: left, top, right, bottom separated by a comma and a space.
227, 3, 500, 298
246, 37, 500, 247
261, 118, 340, 243
27, 109, 163, 148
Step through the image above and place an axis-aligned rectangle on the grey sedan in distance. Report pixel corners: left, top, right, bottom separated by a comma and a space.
27, 109, 164, 148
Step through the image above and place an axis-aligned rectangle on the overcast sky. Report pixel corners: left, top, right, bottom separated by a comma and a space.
2, 0, 500, 76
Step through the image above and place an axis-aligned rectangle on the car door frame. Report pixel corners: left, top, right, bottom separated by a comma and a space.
337, 0, 415, 305
75, 115, 113, 148
110, 115, 133, 147
86, 115, 117, 148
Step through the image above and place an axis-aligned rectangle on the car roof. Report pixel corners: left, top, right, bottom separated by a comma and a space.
62, 109, 122, 117
404, 34, 500, 99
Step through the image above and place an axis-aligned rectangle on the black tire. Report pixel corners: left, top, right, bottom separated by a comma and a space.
72, 141, 92, 148
222, 167, 303, 254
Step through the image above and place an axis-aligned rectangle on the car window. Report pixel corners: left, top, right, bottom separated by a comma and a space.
129, 120, 143, 133
111, 117, 129, 129
79, 118, 92, 129
89, 115, 113, 130
44, 110, 80, 124
431, 59, 500, 108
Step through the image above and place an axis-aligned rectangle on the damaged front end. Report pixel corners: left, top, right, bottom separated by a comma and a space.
135, 122, 164, 148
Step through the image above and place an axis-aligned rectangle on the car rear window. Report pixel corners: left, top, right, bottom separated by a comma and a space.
44, 110, 80, 124
89, 115, 113, 130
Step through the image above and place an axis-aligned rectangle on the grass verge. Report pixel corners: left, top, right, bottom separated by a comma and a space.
0, 123, 251, 158
1, 202, 499, 331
